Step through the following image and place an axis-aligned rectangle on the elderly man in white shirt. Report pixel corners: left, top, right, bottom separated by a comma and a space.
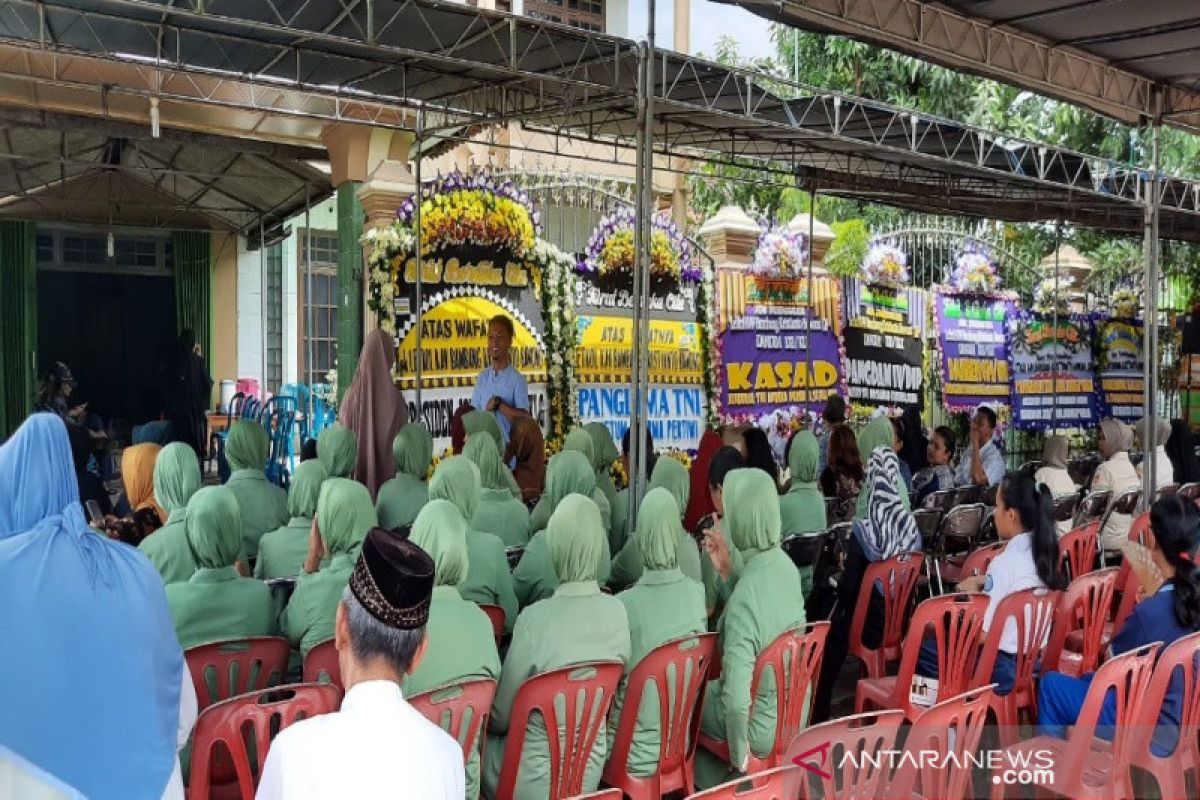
955, 406, 1006, 488
257, 529, 465, 800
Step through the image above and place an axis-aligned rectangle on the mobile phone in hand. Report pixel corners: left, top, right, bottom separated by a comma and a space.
85, 500, 104, 528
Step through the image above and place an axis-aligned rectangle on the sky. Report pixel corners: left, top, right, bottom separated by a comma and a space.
624, 0, 775, 60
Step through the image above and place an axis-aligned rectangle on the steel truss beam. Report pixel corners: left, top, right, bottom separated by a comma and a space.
716, 0, 1200, 134
0, 0, 1196, 241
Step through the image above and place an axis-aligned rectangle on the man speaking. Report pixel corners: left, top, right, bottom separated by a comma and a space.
471, 314, 529, 446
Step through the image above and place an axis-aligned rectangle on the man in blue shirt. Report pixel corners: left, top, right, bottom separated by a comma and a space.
955, 406, 1005, 487
470, 314, 529, 446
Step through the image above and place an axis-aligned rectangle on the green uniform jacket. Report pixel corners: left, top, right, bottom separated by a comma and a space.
225, 469, 289, 559
513, 529, 613, 608
281, 554, 354, 657
609, 487, 631, 553
471, 488, 531, 548
698, 547, 806, 779
459, 529, 520, 634
138, 509, 196, 585
375, 475, 429, 531
529, 487, 611, 538
609, 528, 703, 592
165, 566, 276, 650
482, 582, 631, 800
700, 519, 744, 615
254, 517, 313, 580
403, 586, 501, 800
610, 568, 707, 777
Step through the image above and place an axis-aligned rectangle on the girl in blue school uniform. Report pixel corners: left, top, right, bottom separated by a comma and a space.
1038, 495, 1200, 755
917, 470, 1068, 694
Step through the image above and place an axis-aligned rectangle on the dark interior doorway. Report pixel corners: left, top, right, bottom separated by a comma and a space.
38, 269, 176, 434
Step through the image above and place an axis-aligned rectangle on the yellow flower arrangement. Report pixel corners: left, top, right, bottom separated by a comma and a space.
426, 446, 454, 481
417, 190, 536, 259
610, 458, 629, 491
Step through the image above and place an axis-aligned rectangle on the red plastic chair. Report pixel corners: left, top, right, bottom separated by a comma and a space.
564, 790, 623, 800
995, 643, 1159, 800
302, 638, 342, 690
1128, 511, 1152, 547
603, 633, 718, 799
940, 541, 1006, 586
697, 623, 829, 775
185, 637, 290, 711
855, 593, 989, 722
787, 710, 905, 800
848, 553, 923, 679
1058, 522, 1098, 580
684, 765, 802, 799
490, 661, 624, 800
187, 683, 343, 800
1129, 631, 1200, 800
408, 678, 497, 766
971, 588, 1061, 743
1043, 568, 1119, 677
479, 603, 506, 648
888, 686, 995, 800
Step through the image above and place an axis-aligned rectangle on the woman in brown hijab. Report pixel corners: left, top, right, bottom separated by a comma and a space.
338, 329, 409, 498
505, 416, 546, 504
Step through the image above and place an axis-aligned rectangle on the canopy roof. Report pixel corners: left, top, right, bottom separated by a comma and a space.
0, 1, 1196, 239
718, 0, 1200, 134
0, 110, 329, 231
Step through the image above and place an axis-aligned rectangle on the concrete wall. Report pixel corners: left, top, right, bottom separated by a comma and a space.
210, 232, 239, 406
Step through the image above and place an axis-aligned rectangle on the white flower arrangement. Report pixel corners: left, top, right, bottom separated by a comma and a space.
860, 240, 910, 287
949, 243, 1001, 294
1110, 287, 1140, 318
1032, 276, 1074, 315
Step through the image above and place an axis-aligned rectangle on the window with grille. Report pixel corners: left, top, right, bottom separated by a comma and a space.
265, 241, 284, 393
298, 231, 340, 387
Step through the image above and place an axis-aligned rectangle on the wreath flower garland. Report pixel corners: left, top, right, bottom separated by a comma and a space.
860, 240, 909, 287
580, 206, 699, 285
750, 227, 809, 278
363, 171, 578, 436
1110, 287, 1140, 319
949, 242, 1002, 295
1032, 276, 1074, 315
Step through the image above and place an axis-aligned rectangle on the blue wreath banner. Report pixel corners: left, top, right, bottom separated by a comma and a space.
1007, 312, 1101, 430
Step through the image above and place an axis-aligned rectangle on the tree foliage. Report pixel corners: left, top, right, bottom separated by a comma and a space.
689, 29, 1200, 301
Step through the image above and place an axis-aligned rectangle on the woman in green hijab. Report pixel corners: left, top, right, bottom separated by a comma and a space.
404, 499, 501, 800
281, 478, 378, 656
608, 458, 703, 591
528, 438, 612, 535
375, 422, 433, 530
463, 409, 524, 497
255, 460, 328, 580
854, 415, 908, 520
514, 451, 613, 605
483, 494, 632, 800
606, 487, 707, 778
165, 486, 275, 649
463, 435, 531, 548
695, 468, 806, 789
428, 455, 519, 633
585, 422, 621, 510
316, 424, 358, 480
139, 442, 201, 584
224, 419, 289, 560
779, 430, 827, 599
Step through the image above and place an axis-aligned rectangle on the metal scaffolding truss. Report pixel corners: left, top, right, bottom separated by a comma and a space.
716, 0, 1200, 135
0, 0, 1198, 240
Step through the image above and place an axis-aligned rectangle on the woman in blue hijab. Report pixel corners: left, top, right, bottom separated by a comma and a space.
0, 414, 192, 799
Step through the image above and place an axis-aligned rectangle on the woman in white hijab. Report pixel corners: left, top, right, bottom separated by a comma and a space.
1090, 418, 1140, 552
1135, 416, 1175, 493
1034, 435, 1077, 537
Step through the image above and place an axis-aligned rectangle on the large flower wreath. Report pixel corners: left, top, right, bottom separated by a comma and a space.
750, 226, 809, 278
579, 207, 699, 285
364, 171, 579, 437
860, 240, 909, 287
949, 242, 1002, 295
